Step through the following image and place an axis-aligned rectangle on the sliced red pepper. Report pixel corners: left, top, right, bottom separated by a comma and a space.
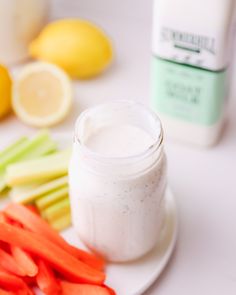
0, 222, 105, 285
36, 259, 61, 295
11, 246, 38, 277
60, 281, 115, 295
0, 247, 25, 276
5, 203, 105, 270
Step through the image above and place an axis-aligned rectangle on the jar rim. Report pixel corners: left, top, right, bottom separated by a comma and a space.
74, 100, 163, 163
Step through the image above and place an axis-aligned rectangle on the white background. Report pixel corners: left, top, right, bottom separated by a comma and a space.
0, 0, 236, 294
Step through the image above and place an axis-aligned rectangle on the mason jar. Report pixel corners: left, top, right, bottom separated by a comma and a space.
69, 100, 167, 262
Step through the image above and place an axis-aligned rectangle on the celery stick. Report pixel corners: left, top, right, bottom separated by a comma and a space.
0, 173, 6, 192
50, 213, 71, 231
22, 138, 57, 159
0, 130, 55, 171
36, 185, 69, 210
9, 180, 47, 200
42, 198, 70, 222
0, 131, 58, 192
6, 148, 71, 186
10, 176, 68, 204
0, 137, 28, 163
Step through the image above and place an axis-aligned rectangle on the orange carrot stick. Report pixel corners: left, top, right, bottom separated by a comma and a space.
0, 248, 25, 276
0, 267, 26, 290
4, 203, 105, 270
0, 289, 15, 295
36, 260, 61, 295
0, 222, 105, 285
60, 281, 116, 295
10, 246, 38, 277
25, 205, 39, 215
0, 213, 6, 223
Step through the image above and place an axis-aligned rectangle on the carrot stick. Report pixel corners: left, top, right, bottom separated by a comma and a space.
0, 289, 15, 295
4, 203, 105, 270
0, 267, 26, 290
0, 248, 25, 276
60, 281, 115, 295
36, 260, 61, 295
0, 222, 105, 285
10, 246, 38, 277
0, 213, 6, 223
25, 205, 39, 215
16, 288, 34, 295
106, 286, 116, 295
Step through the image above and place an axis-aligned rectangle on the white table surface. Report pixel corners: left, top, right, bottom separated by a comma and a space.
1, 0, 236, 294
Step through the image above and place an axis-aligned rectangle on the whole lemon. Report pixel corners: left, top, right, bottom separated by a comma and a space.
29, 19, 113, 79
0, 65, 12, 119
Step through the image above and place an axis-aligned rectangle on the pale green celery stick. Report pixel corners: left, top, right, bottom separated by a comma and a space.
0, 137, 29, 191
0, 173, 6, 193
42, 198, 70, 222
0, 131, 58, 192
23, 138, 57, 159
6, 148, 71, 186
0, 137, 28, 161
36, 185, 69, 210
9, 180, 48, 200
10, 176, 68, 204
50, 213, 71, 231
0, 130, 55, 172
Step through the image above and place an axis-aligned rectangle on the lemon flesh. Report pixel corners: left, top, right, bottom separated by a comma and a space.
0, 65, 12, 118
29, 19, 113, 79
19, 71, 64, 117
13, 62, 72, 127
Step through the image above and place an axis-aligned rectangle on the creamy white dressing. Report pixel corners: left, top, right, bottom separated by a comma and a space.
85, 124, 154, 157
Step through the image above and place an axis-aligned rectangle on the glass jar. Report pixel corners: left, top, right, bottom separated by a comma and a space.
69, 100, 167, 262
0, 0, 50, 65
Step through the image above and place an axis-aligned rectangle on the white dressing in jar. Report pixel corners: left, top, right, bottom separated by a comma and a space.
69, 101, 167, 262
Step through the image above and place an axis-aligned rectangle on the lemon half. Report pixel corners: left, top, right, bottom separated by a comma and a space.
13, 62, 72, 127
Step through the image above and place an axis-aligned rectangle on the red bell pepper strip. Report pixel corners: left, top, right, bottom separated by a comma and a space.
10, 246, 38, 277
60, 281, 116, 295
4, 203, 105, 270
0, 222, 105, 285
0, 248, 25, 276
36, 260, 61, 295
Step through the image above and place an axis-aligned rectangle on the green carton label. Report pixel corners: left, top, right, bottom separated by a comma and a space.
151, 57, 226, 125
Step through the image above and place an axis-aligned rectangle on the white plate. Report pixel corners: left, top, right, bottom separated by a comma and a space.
0, 133, 178, 295
62, 188, 178, 295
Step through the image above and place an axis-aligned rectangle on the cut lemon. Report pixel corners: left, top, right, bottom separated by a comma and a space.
13, 62, 73, 127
